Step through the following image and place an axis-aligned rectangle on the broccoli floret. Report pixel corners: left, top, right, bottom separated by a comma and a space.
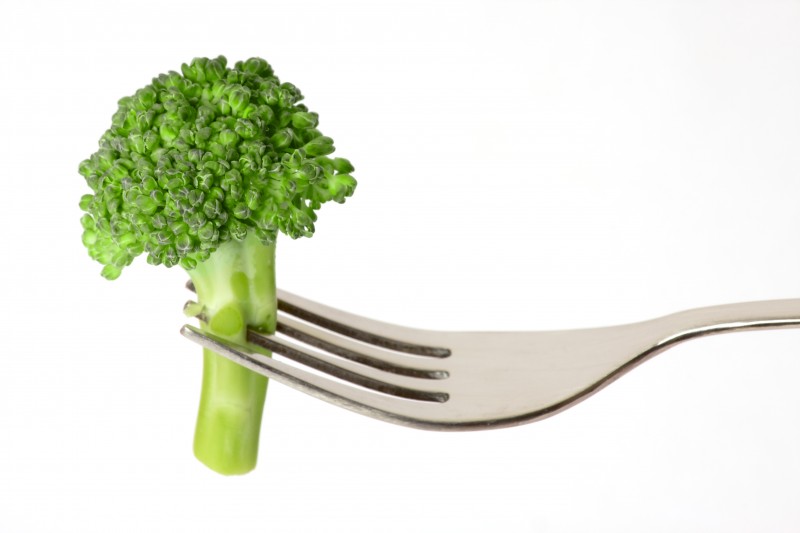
78, 56, 356, 475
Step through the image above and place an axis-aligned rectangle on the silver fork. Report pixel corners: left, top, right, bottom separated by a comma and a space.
181, 288, 800, 430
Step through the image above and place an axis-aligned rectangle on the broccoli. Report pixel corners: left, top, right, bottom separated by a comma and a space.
78, 56, 356, 475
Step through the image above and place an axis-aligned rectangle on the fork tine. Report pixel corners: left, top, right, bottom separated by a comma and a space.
181, 324, 448, 402
184, 297, 449, 380
276, 314, 449, 379
180, 325, 445, 428
186, 281, 450, 357
276, 289, 452, 358
245, 330, 449, 402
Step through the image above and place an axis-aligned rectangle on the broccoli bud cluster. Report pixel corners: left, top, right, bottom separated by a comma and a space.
79, 56, 356, 279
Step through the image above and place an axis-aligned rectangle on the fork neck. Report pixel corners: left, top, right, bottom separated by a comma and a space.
652, 298, 800, 348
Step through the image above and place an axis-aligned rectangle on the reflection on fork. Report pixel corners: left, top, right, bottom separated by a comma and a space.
182, 283, 800, 430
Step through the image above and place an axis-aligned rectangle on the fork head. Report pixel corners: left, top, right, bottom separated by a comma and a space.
182, 288, 665, 430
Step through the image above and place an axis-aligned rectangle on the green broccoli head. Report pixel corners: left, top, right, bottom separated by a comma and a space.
78, 56, 356, 280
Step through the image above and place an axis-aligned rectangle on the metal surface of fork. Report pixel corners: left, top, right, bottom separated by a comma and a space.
181, 290, 800, 431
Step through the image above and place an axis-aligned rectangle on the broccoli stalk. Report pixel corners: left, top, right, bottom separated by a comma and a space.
78, 56, 356, 475
189, 233, 275, 474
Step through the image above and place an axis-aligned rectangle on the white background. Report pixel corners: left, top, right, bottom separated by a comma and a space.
1, 1, 799, 531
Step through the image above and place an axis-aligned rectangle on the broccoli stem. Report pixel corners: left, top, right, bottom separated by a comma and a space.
186, 232, 276, 475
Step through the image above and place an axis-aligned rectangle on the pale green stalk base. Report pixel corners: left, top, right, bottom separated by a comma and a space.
186, 233, 276, 475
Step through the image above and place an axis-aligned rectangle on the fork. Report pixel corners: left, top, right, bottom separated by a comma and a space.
180, 288, 800, 430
